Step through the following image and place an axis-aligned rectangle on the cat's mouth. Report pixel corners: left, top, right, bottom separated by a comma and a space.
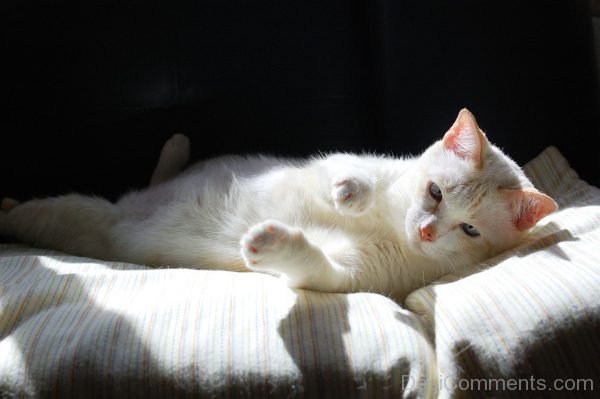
408, 234, 429, 255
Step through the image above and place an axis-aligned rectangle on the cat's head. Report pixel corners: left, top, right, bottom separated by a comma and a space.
404, 108, 557, 267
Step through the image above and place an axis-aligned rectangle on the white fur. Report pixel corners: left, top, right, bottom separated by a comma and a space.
0, 114, 549, 301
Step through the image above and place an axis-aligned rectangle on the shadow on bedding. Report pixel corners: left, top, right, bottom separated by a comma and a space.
276, 291, 355, 397
0, 255, 188, 398
447, 311, 600, 399
513, 221, 580, 261
277, 290, 434, 397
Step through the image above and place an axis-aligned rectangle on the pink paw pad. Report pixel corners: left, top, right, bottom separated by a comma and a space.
240, 220, 297, 268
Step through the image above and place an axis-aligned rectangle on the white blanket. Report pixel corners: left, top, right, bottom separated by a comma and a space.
1, 146, 598, 398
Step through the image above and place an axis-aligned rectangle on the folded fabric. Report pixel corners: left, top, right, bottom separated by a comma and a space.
0, 248, 436, 398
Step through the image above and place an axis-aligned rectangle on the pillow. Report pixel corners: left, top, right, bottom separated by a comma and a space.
405, 146, 600, 397
0, 248, 436, 397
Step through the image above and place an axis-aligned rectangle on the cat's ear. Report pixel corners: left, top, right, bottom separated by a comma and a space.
442, 108, 486, 168
501, 188, 558, 231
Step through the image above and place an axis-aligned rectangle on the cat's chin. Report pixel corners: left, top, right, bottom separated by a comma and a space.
409, 241, 449, 263
406, 236, 428, 256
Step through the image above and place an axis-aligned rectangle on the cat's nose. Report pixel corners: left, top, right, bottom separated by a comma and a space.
419, 224, 436, 242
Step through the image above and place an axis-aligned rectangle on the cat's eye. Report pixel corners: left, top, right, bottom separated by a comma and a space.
429, 182, 442, 202
460, 223, 480, 237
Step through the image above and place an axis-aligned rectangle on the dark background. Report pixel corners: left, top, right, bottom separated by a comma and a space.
3, 0, 599, 201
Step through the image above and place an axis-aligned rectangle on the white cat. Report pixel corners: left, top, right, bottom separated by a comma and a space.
0, 109, 557, 300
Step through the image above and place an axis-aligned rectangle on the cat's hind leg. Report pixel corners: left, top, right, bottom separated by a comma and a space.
150, 133, 191, 186
0, 195, 117, 259
240, 220, 352, 292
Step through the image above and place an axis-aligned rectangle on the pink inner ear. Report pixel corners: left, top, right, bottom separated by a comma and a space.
503, 189, 558, 231
442, 109, 483, 167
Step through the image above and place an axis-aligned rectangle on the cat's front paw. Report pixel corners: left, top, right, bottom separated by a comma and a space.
240, 220, 305, 271
332, 177, 375, 216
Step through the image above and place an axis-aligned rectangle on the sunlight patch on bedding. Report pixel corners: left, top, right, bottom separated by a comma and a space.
0, 335, 35, 396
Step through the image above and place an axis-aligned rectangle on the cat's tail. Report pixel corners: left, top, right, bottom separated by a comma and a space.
0, 194, 118, 260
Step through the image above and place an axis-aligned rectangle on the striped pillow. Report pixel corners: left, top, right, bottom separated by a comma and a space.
0, 252, 436, 397
406, 146, 600, 397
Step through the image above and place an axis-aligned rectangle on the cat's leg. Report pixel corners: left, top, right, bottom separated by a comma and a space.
240, 220, 352, 292
319, 155, 377, 216
331, 177, 376, 215
150, 133, 191, 186
0, 194, 117, 259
